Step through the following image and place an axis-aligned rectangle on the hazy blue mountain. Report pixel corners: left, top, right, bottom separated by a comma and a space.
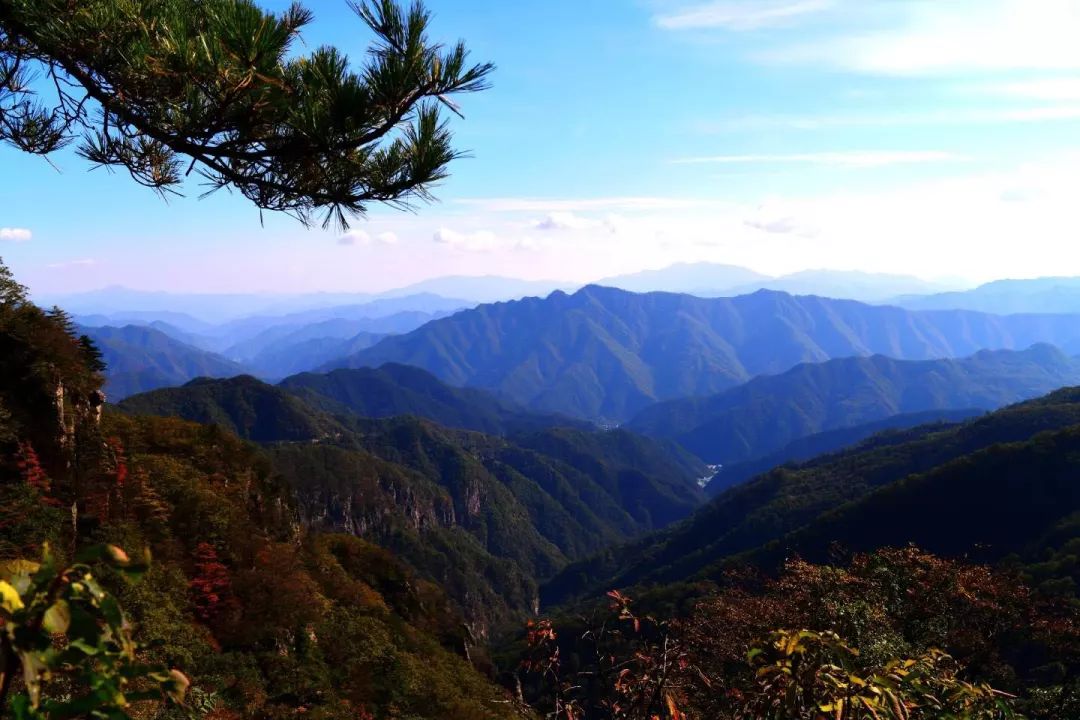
221, 309, 452, 359
594, 263, 769, 295
224, 318, 386, 360
269, 293, 471, 323
730, 270, 959, 302
80, 325, 248, 400
49, 287, 294, 323
75, 310, 216, 335
214, 294, 469, 343
326, 286, 1080, 422
894, 277, 1080, 315
628, 345, 1080, 463
281, 363, 588, 434
50, 287, 468, 325
377, 275, 570, 303
244, 331, 388, 379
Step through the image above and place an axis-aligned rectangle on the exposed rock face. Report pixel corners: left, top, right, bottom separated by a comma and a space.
295, 475, 457, 538
88, 390, 105, 424
464, 479, 483, 517
55, 378, 69, 448
54, 379, 106, 453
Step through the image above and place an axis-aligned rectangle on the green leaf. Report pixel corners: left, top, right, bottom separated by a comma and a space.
43, 599, 71, 634
0, 579, 24, 613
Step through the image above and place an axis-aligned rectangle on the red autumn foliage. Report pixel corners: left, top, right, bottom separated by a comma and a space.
189, 542, 238, 625
16, 440, 59, 505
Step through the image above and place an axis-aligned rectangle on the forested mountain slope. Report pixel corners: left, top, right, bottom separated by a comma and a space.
1, 271, 515, 719
281, 363, 587, 434
117, 371, 706, 627
329, 285, 1080, 421
543, 387, 1080, 606
117, 374, 350, 441
629, 344, 1080, 463
703, 407, 983, 497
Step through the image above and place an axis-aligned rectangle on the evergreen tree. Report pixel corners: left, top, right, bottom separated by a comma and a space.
78, 335, 106, 374
0, 257, 27, 309
0, 0, 493, 227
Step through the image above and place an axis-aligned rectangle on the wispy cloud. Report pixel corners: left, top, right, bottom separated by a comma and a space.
47, 258, 96, 269
337, 229, 399, 246
672, 151, 964, 167
433, 227, 503, 252
0, 227, 31, 242
655, 0, 834, 30
763, 0, 1080, 76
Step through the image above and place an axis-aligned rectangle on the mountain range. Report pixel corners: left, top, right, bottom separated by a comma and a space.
328, 285, 1080, 422
627, 344, 1080, 463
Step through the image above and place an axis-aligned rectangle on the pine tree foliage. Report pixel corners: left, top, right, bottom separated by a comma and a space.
0, 0, 493, 227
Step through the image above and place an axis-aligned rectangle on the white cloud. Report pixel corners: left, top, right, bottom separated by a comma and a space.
47, 258, 96, 269
673, 151, 963, 167
338, 229, 399, 246
655, 0, 834, 30
337, 230, 371, 246
744, 206, 819, 237
533, 212, 597, 231
433, 227, 502, 252
0, 227, 31, 242
764, 0, 1080, 76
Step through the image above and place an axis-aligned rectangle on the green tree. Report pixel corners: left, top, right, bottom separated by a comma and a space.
0, 0, 493, 227
0, 544, 187, 719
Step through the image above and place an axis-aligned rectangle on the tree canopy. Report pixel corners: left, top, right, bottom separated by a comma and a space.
0, 0, 493, 227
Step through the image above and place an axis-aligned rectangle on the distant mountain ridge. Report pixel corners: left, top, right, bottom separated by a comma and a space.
326, 285, 1080, 422
595, 263, 769, 296
81, 324, 247, 400
729, 269, 957, 302
596, 264, 957, 301
628, 344, 1080, 463
894, 276, 1080, 315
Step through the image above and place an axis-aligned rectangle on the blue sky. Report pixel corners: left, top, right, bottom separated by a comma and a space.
5, 0, 1080, 294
